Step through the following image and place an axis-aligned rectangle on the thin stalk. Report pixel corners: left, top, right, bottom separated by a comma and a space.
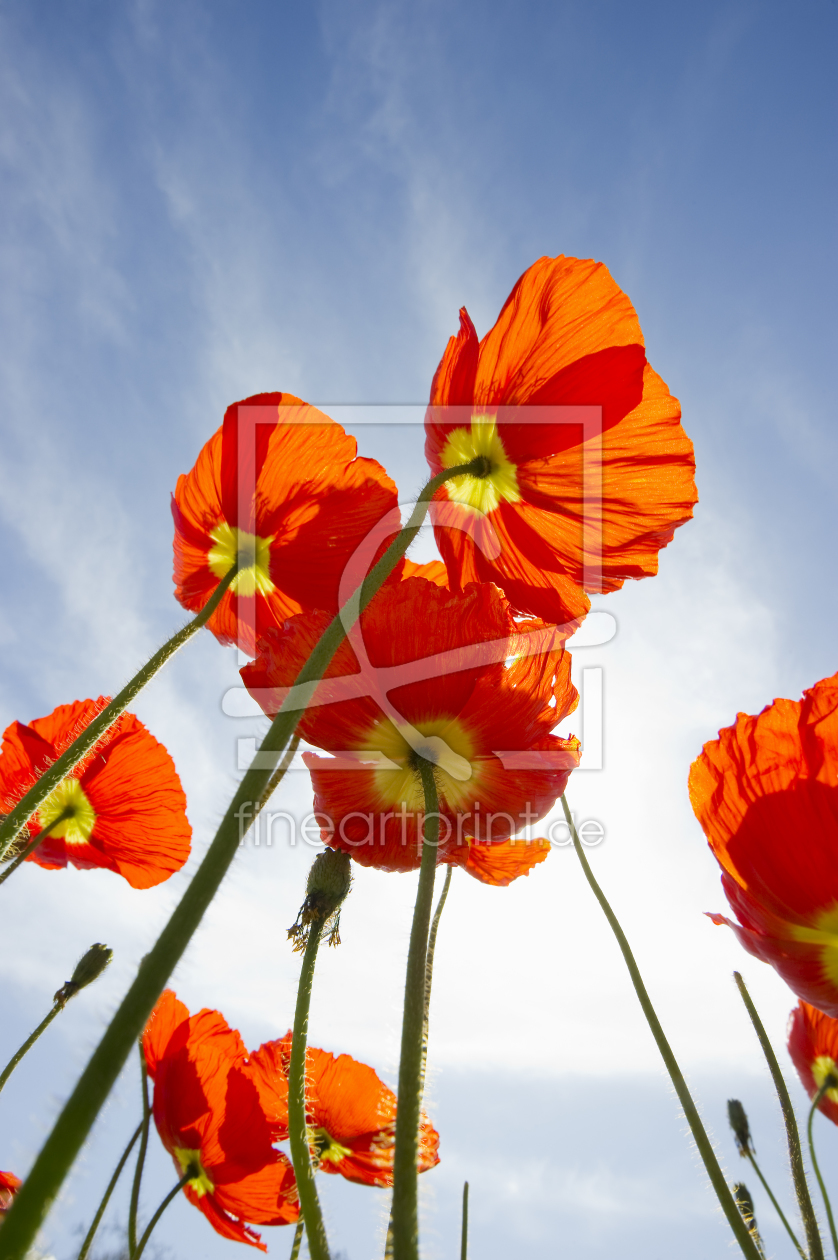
0, 808, 73, 887
385, 847, 452, 1260
128, 1045, 151, 1256
562, 796, 762, 1260
734, 971, 824, 1260
131, 1169, 192, 1260
287, 922, 330, 1260
258, 734, 301, 811
391, 759, 440, 1260
745, 1151, 806, 1259
289, 1219, 304, 1260
0, 1004, 62, 1094
0, 459, 484, 1260
808, 1084, 838, 1257
460, 1181, 469, 1260
0, 566, 239, 862
419, 864, 452, 1095
76, 1121, 143, 1260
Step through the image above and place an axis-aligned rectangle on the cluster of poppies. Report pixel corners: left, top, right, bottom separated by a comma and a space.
691, 671, 838, 1126
142, 990, 438, 1251
0, 255, 701, 1251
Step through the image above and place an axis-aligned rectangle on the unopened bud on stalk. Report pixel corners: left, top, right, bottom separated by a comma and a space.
732, 1183, 765, 1255
288, 850, 352, 952
54, 943, 113, 1008
727, 1099, 754, 1157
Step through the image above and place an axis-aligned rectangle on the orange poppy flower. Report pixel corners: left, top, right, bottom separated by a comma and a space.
0, 1170, 21, 1215
250, 1034, 439, 1188
241, 576, 580, 876
689, 673, 838, 1016
172, 392, 399, 655
425, 255, 697, 624
788, 1000, 838, 1126
142, 991, 298, 1251
0, 699, 191, 889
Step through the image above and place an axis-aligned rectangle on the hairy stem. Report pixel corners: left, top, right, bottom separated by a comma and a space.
131, 1170, 192, 1259
0, 808, 73, 887
419, 863, 452, 1096
808, 1084, 838, 1257
127, 1045, 151, 1256
391, 759, 440, 1260
734, 971, 824, 1260
745, 1151, 806, 1259
0, 1004, 62, 1095
289, 1219, 304, 1260
76, 1122, 143, 1260
288, 923, 330, 1260
562, 796, 762, 1260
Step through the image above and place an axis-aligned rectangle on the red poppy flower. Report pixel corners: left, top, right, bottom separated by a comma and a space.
142, 991, 298, 1250
424, 255, 697, 625
0, 699, 191, 889
172, 392, 399, 655
250, 1034, 439, 1187
689, 672, 838, 1016
788, 1000, 838, 1126
241, 576, 580, 875
0, 1170, 21, 1215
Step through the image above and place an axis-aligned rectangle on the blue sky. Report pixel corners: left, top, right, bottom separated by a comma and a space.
0, 1, 836, 1257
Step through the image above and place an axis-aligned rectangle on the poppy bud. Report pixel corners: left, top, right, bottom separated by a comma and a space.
288, 851, 352, 951
54, 943, 113, 1008
727, 1099, 754, 1157
732, 1183, 764, 1253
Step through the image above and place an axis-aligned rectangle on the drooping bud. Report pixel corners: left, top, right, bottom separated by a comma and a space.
54, 943, 113, 1007
727, 1098, 754, 1157
288, 851, 352, 952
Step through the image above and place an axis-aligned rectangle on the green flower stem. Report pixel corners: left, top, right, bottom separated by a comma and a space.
460, 1181, 469, 1260
384, 868, 452, 1260
289, 1220, 304, 1260
420, 863, 452, 1095
734, 971, 824, 1260
76, 1121, 143, 1260
744, 1151, 807, 1259
562, 796, 762, 1260
0, 459, 483, 1260
0, 807, 73, 888
808, 1083, 838, 1257
288, 922, 330, 1260
127, 1045, 151, 1256
0, 1003, 62, 1095
0, 566, 239, 863
257, 734, 301, 811
391, 758, 440, 1260
131, 1169, 192, 1260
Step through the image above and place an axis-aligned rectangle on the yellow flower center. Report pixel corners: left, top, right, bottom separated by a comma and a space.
360, 715, 477, 813
207, 521, 276, 598
789, 904, 838, 991
174, 1147, 214, 1197
311, 1127, 352, 1166
440, 416, 520, 515
36, 778, 97, 846
812, 1056, 838, 1104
